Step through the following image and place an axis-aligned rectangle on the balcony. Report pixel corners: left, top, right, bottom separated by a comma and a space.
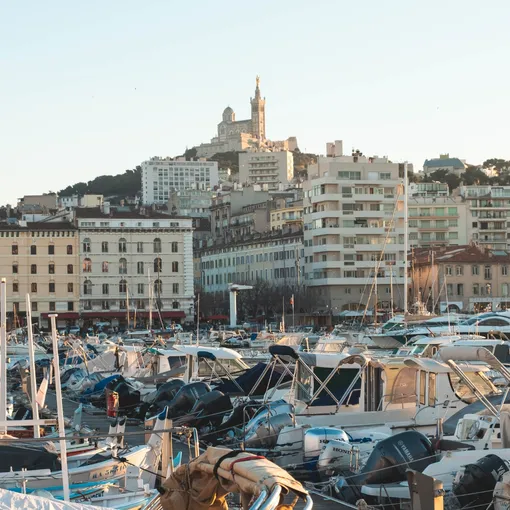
309, 276, 405, 286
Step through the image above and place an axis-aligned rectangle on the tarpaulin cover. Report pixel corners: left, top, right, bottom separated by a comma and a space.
215, 362, 291, 396
160, 446, 307, 510
0, 488, 113, 510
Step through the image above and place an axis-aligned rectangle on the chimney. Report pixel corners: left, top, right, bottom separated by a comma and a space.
102, 202, 110, 215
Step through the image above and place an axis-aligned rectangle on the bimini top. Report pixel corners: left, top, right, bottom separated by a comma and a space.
404, 357, 493, 374
174, 345, 243, 361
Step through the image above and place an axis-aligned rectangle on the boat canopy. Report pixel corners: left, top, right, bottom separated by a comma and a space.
404, 358, 493, 374
173, 345, 245, 362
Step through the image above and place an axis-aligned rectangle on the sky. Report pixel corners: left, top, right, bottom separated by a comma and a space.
2, 0, 510, 205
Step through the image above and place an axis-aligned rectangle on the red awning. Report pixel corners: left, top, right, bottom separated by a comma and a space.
40, 312, 79, 319
80, 311, 127, 318
137, 311, 186, 319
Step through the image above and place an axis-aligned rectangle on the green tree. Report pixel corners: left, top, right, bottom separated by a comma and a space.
461, 166, 490, 186
424, 170, 461, 192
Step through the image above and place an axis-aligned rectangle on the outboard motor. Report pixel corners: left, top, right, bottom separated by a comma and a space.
335, 430, 436, 505
208, 400, 261, 442
108, 377, 140, 416
243, 413, 294, 449
243, 400, 294, 439
154, 379, 186, 404
166, 382, 211, 418
453, 454, 509, 510
318, 439, 356, 478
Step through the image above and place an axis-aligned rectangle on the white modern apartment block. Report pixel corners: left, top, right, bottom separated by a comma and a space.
198, 231, 304, 293
76, 205, 194, 326
238, 151, 294, 190
142, 156, 219, 205
461, 185, 510, 250
303, 149, 409, 312
407, 196, 468, 247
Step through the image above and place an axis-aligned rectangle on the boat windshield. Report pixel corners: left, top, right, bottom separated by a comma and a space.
448, 371, 495, 403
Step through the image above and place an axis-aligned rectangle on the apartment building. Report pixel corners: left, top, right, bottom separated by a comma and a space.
76, 205, 194, 327
270, 198, 304, 231
0, 222, 80, 329
408, 196, 468, 247
198, 230, 303, 293
461, 185, 510, 250
238, 151, 294, 190
423, 154, 466, 176
413, 245, 510, 313
141, 156, 219, 205
303, 149, 409, 312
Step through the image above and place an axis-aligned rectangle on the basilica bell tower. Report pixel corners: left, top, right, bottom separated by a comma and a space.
250, 76, 266, 141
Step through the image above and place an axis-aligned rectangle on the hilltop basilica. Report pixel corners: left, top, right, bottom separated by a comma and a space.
195, 77, 297, 158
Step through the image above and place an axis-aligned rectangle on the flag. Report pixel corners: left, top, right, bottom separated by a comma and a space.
290, 294, 294, 306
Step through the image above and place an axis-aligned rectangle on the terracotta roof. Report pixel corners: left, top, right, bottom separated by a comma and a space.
413, 245, 510, 265
0, 222, 75, 231
74, 207, 187, 220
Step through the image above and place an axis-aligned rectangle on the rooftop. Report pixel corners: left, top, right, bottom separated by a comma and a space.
74, 206, 187, 220
0, 221, 76, 231
423, 157, 465, 169
413, 244, 510, 265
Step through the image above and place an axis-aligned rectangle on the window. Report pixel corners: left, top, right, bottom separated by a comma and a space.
67, 245, 73, 255
119, 279, 127, 293
102, 261, 109, 273
82, 238, 91, 253
67, 264, 74, 274
473, 283, 479, 295
172, 261, 179, 273
49, 263, 55, 274
457, 283, 464, 296
12, 244, 18, 255
49, 282, 55, 293
171, 242, 178, 253
118, 238, 127, 253
137, 242, 143, 253
30, 245, 37, 255
12, 282, 18, 293
153, 238, 162, 253
83, 300, 91, 310
172, 283, 179, 294
83, 279, 92, 295
456, 266, 463, 276
446, 283, 453, 296
83, 258, 92, 272
68, 283, 74, 293
101, 241, 108, 253
31, 264, 37, 274
472, 265, 479, 276
445, 266, 452, 276
172, 301, 179, 309
503, 266, 508, 276
32, 301, 37, 312
48, 245, 55, 255
137, 261, 144, 275
102, 283, 109, 295
136, 300, 145, 310
484, 265, 492, 280
154, 258, 162, 273
119, 300, 127, 310
12, 264, 18, 274
137, 283, 144, 294
154, 279, 162, 294
503, 283, 509, 297
68, 302, 74, 311
101, 301, 109, 310
49, 302, 56, 312
31, 282, 37, 293
119, 258, 127, 274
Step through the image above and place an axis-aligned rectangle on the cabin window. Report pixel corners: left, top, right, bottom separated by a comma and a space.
387, 367, 417, 405
296, 363, 313, 402
419, 371, 426, 405
429, 373, 436, 406
448, 372, 495, 403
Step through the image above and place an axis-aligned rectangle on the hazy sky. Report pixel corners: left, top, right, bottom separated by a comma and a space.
2, 0, 509, 205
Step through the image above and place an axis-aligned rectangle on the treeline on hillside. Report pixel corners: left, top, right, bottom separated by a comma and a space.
410, 158, 510, 191
58, 167, 142, 198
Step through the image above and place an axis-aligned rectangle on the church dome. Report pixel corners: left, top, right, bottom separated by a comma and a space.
222, 106, 235, 122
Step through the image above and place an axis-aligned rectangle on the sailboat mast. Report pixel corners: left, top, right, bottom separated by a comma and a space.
390, 263, 394, 318
0, 279, 6, 434
126, 286, 130, 330
403, 163, 409, 314
196, 293, 200, 346
148, 268, 152, 331
374, 271, 378, 327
